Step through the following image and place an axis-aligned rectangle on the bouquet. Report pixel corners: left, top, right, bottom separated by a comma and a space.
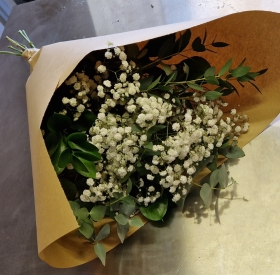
2, 11, 280, 268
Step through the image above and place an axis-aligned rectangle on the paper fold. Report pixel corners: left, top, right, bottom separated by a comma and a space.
25, 11, 280, 268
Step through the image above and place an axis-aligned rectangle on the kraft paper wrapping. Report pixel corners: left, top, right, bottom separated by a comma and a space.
24, 11, 280, 268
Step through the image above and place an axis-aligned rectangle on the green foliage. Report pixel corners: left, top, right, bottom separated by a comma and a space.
140, 196, 168, 221
200, 183, 212, 208
94, 242, 106, 266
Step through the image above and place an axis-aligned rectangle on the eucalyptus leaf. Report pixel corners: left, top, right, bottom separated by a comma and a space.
115, 213, 128, 225
223, 146, 245, 158
209, 169, 219, 188
69, 201, 80, 211
200, 183, 212, 208
117, 223, 129, 243
129, 216, 144, 227
119, 203, 135, 217
94, 242, 106, 266
95, 224, 110, 242
218, 164, 228, 188
90, 205, 106, 221
74, 207, 89, 220
77, 218, 94, 239
126, 179, 133, 194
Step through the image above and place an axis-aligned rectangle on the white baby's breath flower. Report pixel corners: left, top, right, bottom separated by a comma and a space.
97, 65, 106, 73
77, 104, 85, 113
105, 51, 113, 59
69, 98, 78, 107
103, 80, 112, 87
62, 97, 69, 104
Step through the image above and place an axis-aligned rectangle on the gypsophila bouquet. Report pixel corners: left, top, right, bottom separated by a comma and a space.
2, 29, 266, 266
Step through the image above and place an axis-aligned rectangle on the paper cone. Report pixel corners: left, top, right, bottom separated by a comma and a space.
24, 11, 280, 268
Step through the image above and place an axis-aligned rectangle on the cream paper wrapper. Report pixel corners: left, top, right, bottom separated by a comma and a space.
25, 11, 280, 268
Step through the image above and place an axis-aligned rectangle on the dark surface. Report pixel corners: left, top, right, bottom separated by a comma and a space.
0, 0, 198, 274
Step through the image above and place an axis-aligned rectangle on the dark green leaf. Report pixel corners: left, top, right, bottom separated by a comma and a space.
147, 75, 161, 91
90, 205, 107, 221
131, 124, 142, 133
94, 242, 106, 266
147, 125, 166, 140
160, 63, 172, 76
200, 183, 212, 208
70, 110, 96, 131
139, 76, 154, 91
205, 91, 223, 100
67, 132, 87, 144
192, 37, 206, 52
139, 196, 168, 221
204, 66, 215, 78
164, 70, 177, 85
117, 223, 129, 243
71, 155, 96, 178
218, 58, 232, 76
45, 132, 61, 156
120, 172, 132, 184
68, 140, 99, 154
73, 151, 101, 162
50, 138, 69, 174
47, 113, 72, 132
60, 178, 77, 200
156, 85, 172, 92
115, 213, 128, 225
95, 224, 110, 242
205, 76, 219, 85
211, 41, 229, 47
58, 148, 71, 168
129, 217, 144, 227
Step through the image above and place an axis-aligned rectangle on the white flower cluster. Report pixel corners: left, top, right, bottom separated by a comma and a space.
63, 46, 249, 206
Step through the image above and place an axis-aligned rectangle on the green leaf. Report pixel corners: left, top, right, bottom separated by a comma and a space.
205, 91, 223, 100
71, 155, 96, 178
204, 66, 215, 78
126, 179, 133, 194
67, 132, 87, 144
90, 205, 106, 221
200, 183, 212, 208
223, 146, 245, 158
119, 203, 135, 217
131, 124, 142, 133
188, 82, 205, 92
68, 140, 99, 155
231, 66, 251, 78
47, 113, 72, 132
94, 242, 106, 266
217, 164, 228, 188
73, 151, 101, 162
160, 63, 172, 76
115, 213, 128, 225
70, 110, 96, 131
215, 189, 221, 224
194, 155, 214, 176
205, 76, 219, 85
210, 169, 219, 188
69, 201, 80, 211
139, 196, 168, 221
120, 172, 132, 184
211, 41, 229, 47
147, 75, 161, 91
95, 224, 110, 242
143, 141, 153, 150
77, 218, 94, 239
45, 132, 61, 156
218, 58, 232, 76
60, 178, 77, 200
117, 223, 129, 243
50, 138, 69, 174
192, 37, 206, 52
156, 85, 172, 92
129, 216, 144, 227
139, 76, 154, 91
164, 70, 177, 86
147, 125, 166, 140
74, 207, 89, 220
183, 63, 189, 80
